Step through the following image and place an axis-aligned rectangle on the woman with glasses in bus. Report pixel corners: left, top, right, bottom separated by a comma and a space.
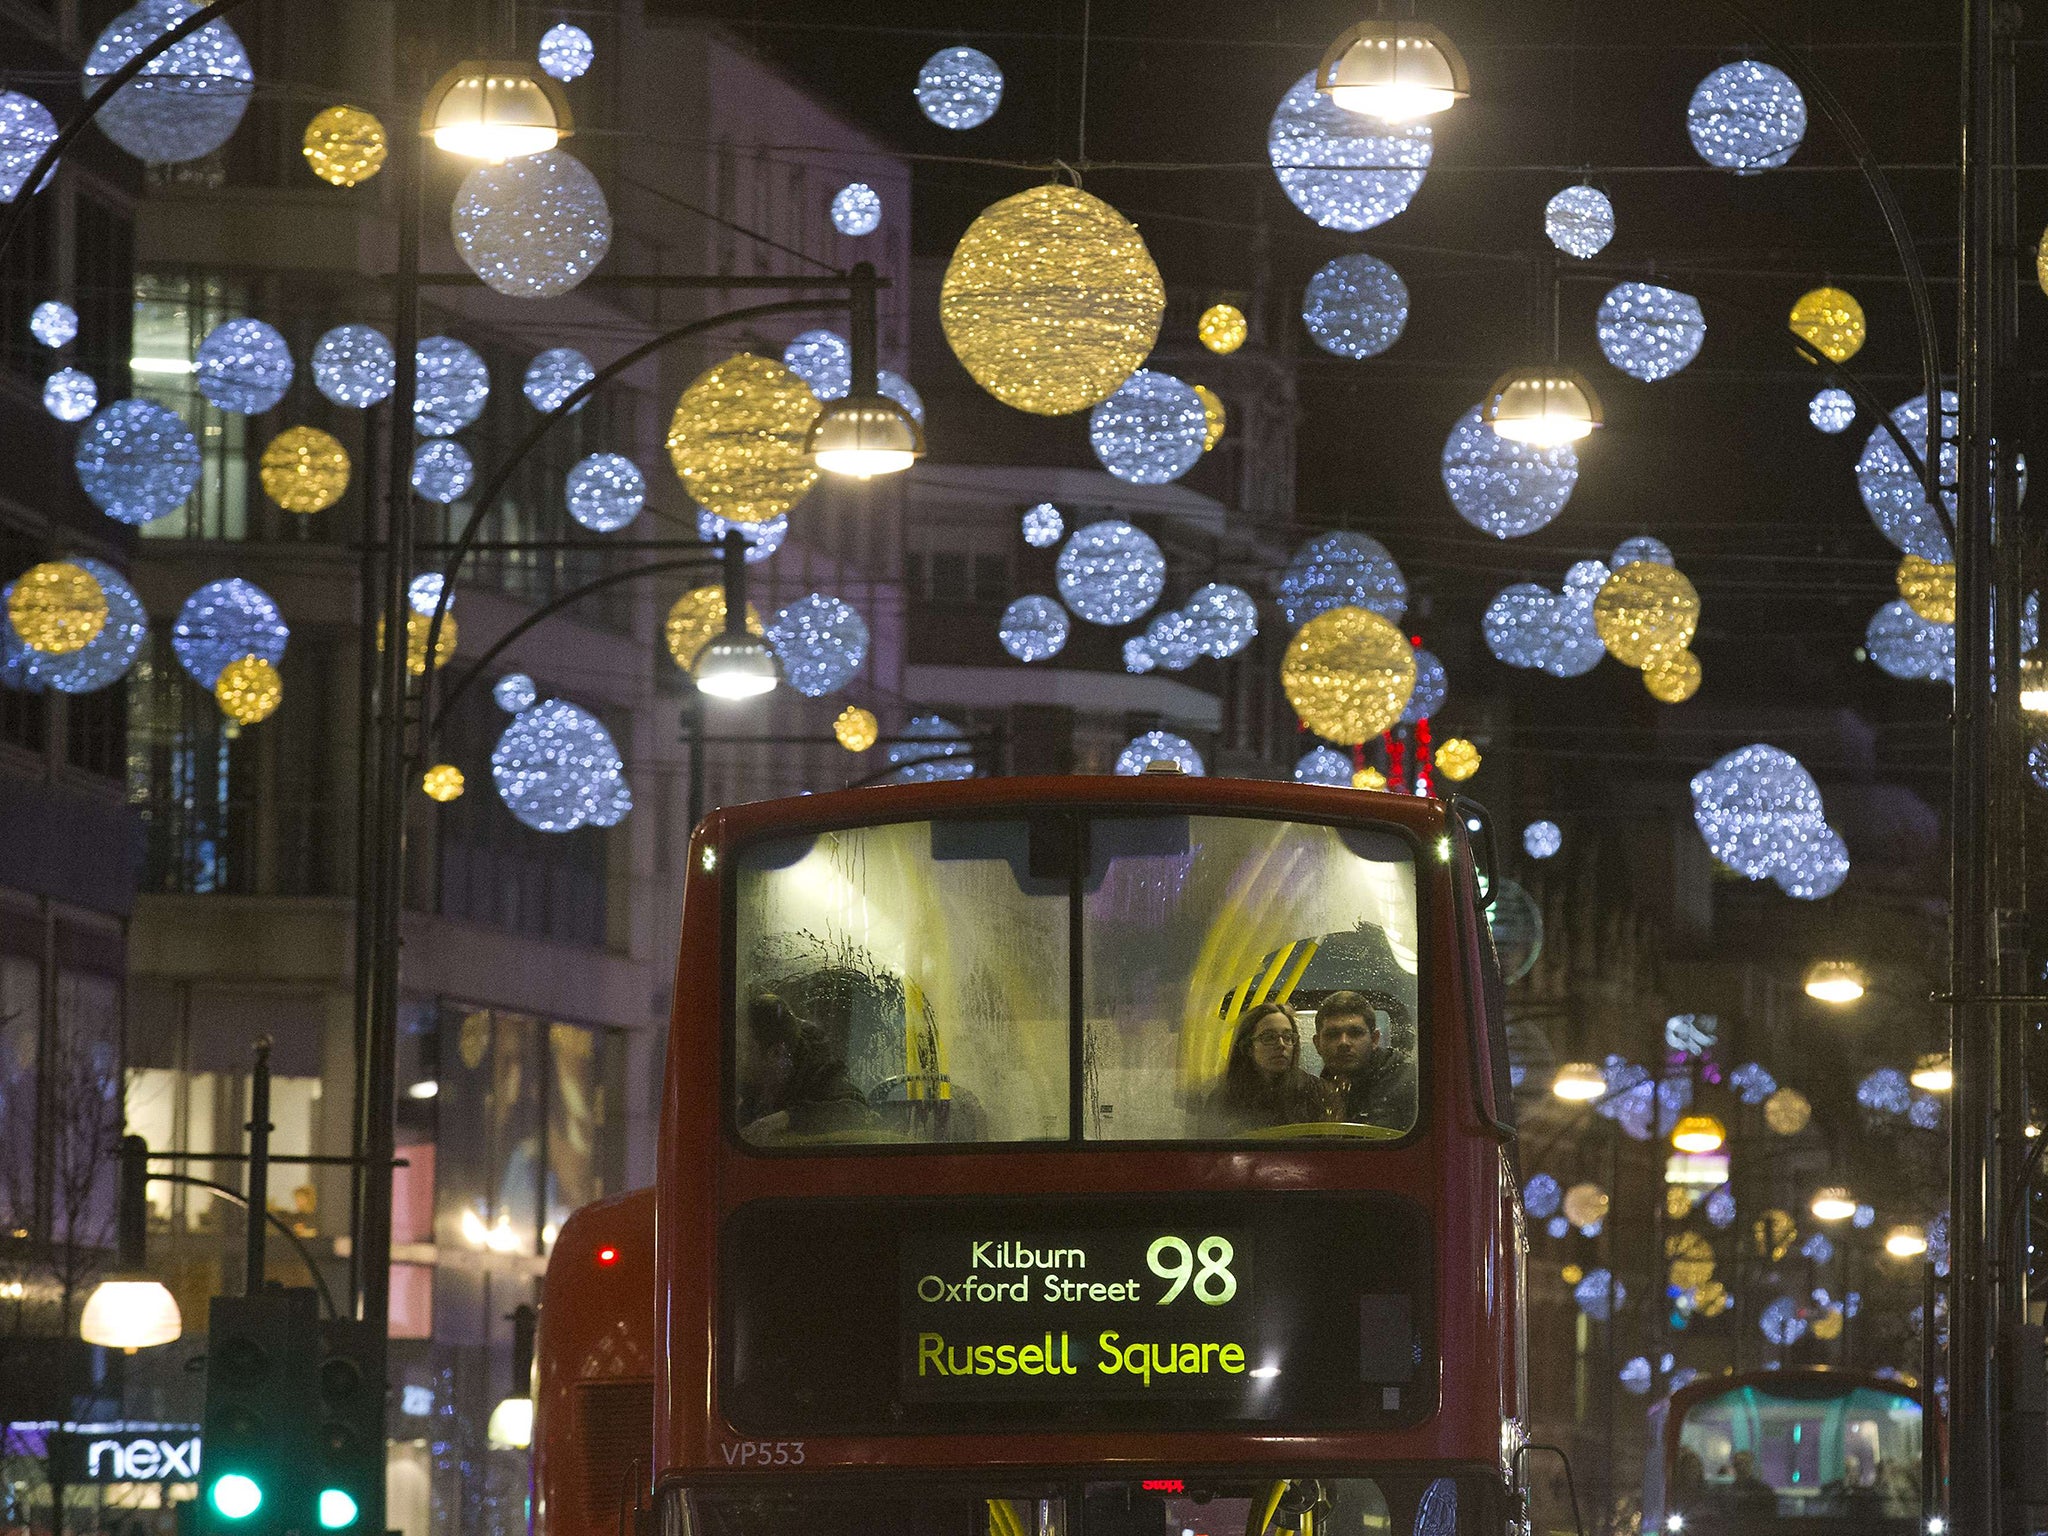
1204, 1001, 1335, 1135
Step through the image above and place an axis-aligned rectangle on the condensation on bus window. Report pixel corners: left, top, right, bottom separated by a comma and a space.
732, 819, 1070, 1146
1081, 816, 1420, 1142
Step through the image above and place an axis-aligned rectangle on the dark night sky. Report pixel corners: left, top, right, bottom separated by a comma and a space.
656, 1, 2048, 810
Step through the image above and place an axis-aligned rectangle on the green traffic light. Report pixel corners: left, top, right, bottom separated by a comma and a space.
210, 1474, 263, 1520
318, 1489, 360, 1530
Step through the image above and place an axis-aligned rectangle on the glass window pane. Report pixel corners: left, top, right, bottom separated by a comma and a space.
1082, 817, 1420, 1141
733, 819, 1070, 1145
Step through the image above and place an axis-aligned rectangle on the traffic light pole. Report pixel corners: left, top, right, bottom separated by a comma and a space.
244, 1038, 271, 1295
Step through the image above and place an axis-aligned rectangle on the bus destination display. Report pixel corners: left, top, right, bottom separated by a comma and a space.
901, 1228, 1257, 1400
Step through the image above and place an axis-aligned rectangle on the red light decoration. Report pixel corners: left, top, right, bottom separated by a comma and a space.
595, 1244, 620, 1267
1140, 1481, 1185, 1493
1413, 717, 1435, 797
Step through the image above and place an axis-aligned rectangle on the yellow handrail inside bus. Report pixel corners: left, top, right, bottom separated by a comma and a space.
988, 1500, 1029, 1536
1246, 944, 1295, 1008
1246, 1482, 1287, 1536
1274, 938, 1320, 1004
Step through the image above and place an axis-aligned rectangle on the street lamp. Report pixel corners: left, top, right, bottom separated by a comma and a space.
1315, 16, 1470, 122
1670, 1114, 1726, 1154
1811, 1186, 1858, 1222
1803, 959, 1868, 1004
487, 1304, 537, 1450
1481, 366, 1603, 446
79, 1135, 181, 1352
421, 61, 573, 161
807, 393, 923, 478
1885, 1224, 1929, 1259
2020, 650, 2048, 714
1552, 1061, 1607, 1102
1911, 1052, 1953, 1092
695, 531, 779, 699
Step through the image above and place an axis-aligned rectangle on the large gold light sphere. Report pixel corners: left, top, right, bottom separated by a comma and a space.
1593, 560, 1700, 668
1764, 1086, 1812, 1136
939, 184, 1165, 417
1788, 285, 1866, 365
301, 105, 388, 187
215, 655, 283, 724
1279, 606, 1417, 746
1192, 384, 1226, 450
1561, 1182, 1609, 1229
1434, 737, 1481, 781
259, 426, 351, 513
663, 586, 763, 671
422, 764, 467, 802
378, 613, 458, 675
8, 561, 106, 654
1197, 302, 1248, 355
833, 705, 879, 752
1643, 647, 1701, 703
1896, 555, 1956, 624
1351, 766, 1387, 791
665, 354, 820, 524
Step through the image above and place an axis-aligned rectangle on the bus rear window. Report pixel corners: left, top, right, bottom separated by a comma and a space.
730, 814, 1421, 1147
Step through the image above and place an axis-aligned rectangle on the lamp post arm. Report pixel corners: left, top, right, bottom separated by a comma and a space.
142, 1170, 339, 1320
0, 0, 258, 264
1789, 334, 1950, 538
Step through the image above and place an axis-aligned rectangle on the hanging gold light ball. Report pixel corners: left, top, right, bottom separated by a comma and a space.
2039, 227, 2048, 297
1896, 554, 1956, 624
1192, 384, 1226, 451
301, 104, 389, 187
1666, 1185, 1696, 1219
1279, 605, 1416, 746
1643, 647, 1702, 704
663, 585, 764, 671
1788, 285, 1866, 364
8, 560, 106, 654
1751, 1209, 1798, 1262
1593, 560, 1700, 668
259, 425, 351, 513
376, 612, 458, 674
833, 705, 879, 752
1351, 765, 1387, 791
1763, 1086, 1812, 1136
1197, 302, 1248, 355
1693, 1279, 1730, 1317
422, 764, 467, 802
1666, 1231, 1715, 1291
1560, 1263, 1584, 1286
1812, 1306, 1845, 1341
215, 655, 283, 724
939, 183, 1165, 416
665, 354, 820, 523
1561, 1182, 1609, 1229
1434, 737, 1481, 781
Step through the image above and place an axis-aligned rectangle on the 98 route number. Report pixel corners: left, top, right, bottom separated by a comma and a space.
1146, 1235, 1237, 1305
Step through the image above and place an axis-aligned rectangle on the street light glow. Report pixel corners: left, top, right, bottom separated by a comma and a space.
1810, 1186, 1857, 1222
807, 393, 923, 478
695, 635, 779, 699
1911, 1053, 1953, 1093
1481, 366, 1602, 445
78, 1277, 183, 1352
1315, 20, 1470, 123
1885, 1225, 1929, 1258
1803, 959, 1868, 1005
1670, 1115, 1726, 1154
423, 62, 573, 162
1552, 1061, 1607, 1102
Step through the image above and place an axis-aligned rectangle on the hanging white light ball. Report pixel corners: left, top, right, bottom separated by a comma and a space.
887, 714, 974, 782
1401, 647, 1447, 722
766, 593, 869, 697
1774, 825, 1850, 900
697, 508, 787, 563
195, 317, 293, 415
565, 452, 643, 532
1611, 535, 1674, 567
1181, 582, 1259, 659
493, 673, 537, 712
0, 92, 58, 202
1866, 599, 1954, 684
1116, 730, 1203, 777
312, 325, 394, 407
452, 150, 612, 300
915, 46, 1003, 129
1483, 582, 1557, 670
1295, 746, 1353, 786
523, 347, 594, 413
1267, 70, 1431, 232
1122, 637, 1156, 674
1087, 369, 1207, 485
1441, 403, 1579, 539
1809, 386, 1855, 434
1301, 253, 1409, 359
1021, 502, 1064, 547
492, 697, 632, 832
1687, 60, 1806, 173
1524, 820, 1562, 859
411, 440, 475, 505
1544, 184, 1614, 259
1277, 531, 1407, 627
781, 329, 851, 401
408, 573, 446, 617
537, 22, 594, 82
1143, 610, 1202, 671
1055, 519, 1166, 625
1539, 591, 1607, 677
1689, 743, 1832, 882
414, 336, 490, 436
878, 369, 924, 425
1597, 282, 1706, 382
75, 398, 201, 525
1856, 391, 1957, 563
83, 0, 254, 165
30, 300, 77, 349
43, 368, 97, 423
998, 595, 1069, 662
171, 576, 287, 688
830, 182, 882, 236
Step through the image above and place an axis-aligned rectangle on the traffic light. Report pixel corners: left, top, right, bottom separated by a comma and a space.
197, 1288, 317, 1536
311, 1317, 386, 1534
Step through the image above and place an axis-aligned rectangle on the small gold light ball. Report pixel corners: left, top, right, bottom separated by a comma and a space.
259, 425, 351, 513
1351, 766, 1386, 791
1812, 1307, 1845, 1341
422, 764, 466, 802
302, 104, 388, 187
1434, 737, 1481, 781
939, 184, 1165, 416
1752, 1209, 1797, 1261
833, 705, 879, 752
663, 585, 763, 671
1667, 1230, 1715, 1290
1897, 554, 1956, 624
1198, 302, 1248, 355
665, 354, 820, 524
1560, 1263, 1584, 1286
1666, 1185, 1696, 1220
1562, 1182, 1609, 1229
1764, 1087, 1811, 1136
1279, 606, 1416, 746
215, 654, 283, 724
376, 612, 457, 674
1594, 560, 1700, 668
8, 560, 106, 654
1788, 285, 1866, 364
1643, 647, 1702, 703
1192, 383, 1225, 451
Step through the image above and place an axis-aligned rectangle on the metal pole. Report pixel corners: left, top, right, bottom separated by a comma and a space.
685, 690, 706, 833
116, 1135, 148, 1271
848, 261, 878, 396
245, 1036, 271, 1295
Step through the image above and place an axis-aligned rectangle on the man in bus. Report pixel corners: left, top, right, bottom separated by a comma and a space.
737, 991, 876, 1141
1312, 989, 1416, 1130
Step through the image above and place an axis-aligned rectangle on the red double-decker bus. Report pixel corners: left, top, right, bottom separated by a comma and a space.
535, 774, 1526, 1536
